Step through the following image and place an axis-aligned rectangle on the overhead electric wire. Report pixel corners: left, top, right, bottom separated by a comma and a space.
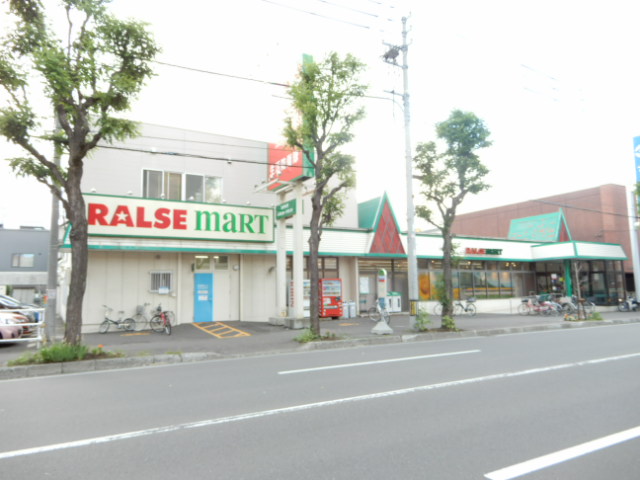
259, 0, 372, 29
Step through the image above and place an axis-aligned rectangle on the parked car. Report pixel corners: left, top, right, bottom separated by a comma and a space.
0, 294, 41, 323
0, 311, 26, 340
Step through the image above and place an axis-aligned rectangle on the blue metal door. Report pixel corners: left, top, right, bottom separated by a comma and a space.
194, 273, 214, 322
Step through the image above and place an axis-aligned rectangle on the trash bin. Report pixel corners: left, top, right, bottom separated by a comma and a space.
388, 292, 402, 313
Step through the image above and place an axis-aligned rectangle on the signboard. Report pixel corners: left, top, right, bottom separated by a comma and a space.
465, 247, 503, 256
85, 194, 274, 243
267, 144, 314, 191
275, 199, 296, 219
634, 136, 640, 183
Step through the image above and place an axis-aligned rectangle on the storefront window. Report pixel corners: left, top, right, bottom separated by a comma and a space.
459, 271, 473, 299
499, 271, 514, 297
473, 271, 487, 298
487, 271, 499, 298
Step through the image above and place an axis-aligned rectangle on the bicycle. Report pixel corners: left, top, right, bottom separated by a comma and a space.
560, 295, 596, 315
130, 302, 151, 331
99, 305, 136, 333
433, 297, 477, 316
150, 304, 174, 335
517, 296, 561, 316
367, 298, 391, 324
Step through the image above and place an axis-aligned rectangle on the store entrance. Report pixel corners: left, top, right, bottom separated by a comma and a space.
194, 273, 214, 322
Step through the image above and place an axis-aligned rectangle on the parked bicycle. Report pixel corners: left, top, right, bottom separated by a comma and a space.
433, 297, 477, 316
129, 302, 151, 331
99, 305, 136, 333
560, 295, 596, 315
517, 296, 561, 316
150, 304, 174, 335
367, 298, 391, 324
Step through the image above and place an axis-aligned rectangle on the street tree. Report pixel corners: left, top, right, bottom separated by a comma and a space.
283, 52, 367, 336
414, 110, 492, 326
0, 0, 159, 344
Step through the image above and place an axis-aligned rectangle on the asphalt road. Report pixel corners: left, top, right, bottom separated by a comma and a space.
2, 322, 640, 479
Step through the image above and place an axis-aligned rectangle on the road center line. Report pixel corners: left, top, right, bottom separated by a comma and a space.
278, 349, 481, 375
484, 425, 640, 480
2, 351, 640, 461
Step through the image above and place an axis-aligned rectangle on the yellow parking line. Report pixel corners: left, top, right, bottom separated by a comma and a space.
192, 322, 251, 338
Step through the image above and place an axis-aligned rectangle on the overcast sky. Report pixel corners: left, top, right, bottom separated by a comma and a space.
1, 0, 639, 229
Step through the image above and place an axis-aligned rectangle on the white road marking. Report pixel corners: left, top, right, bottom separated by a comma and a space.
485, 425, 640, 480
2, 351, 640, 460
278, 349, 481, 375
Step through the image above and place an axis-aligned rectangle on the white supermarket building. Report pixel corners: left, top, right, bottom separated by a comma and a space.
59, 124, 627, 331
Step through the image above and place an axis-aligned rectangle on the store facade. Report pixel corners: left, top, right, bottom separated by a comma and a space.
58, 124, 628, 331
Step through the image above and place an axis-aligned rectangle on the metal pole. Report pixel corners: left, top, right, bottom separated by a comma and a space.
400, 17, 419, 328
627, 189, 640, 296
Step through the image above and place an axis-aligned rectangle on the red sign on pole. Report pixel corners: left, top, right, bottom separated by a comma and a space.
267, 144, 313, 191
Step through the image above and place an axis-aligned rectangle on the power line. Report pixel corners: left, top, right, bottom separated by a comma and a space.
96, 144, 309, 170
259, 0, 373, 29
154, 61, 290, 88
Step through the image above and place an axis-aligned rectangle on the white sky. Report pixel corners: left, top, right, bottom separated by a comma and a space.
1, 0, 640, 229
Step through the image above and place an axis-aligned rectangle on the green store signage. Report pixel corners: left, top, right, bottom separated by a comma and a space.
85, 194, 274, 243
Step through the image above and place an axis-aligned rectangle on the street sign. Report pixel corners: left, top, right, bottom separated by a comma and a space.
276, 199, 296, 219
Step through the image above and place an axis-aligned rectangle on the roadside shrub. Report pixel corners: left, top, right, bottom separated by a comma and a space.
441, 315, 458, 331
414, 308, 431, 332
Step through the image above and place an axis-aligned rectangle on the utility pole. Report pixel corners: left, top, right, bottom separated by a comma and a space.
45, 118, 61, 343
383, 16, 418, 328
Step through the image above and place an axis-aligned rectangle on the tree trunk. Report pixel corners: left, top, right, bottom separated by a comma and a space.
441, 231, 454, 321
308, 191, 323, 336
63, 179, 88, 345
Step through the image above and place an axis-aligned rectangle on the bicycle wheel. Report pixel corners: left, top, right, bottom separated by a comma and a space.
382, 309, 391, 325
433, 303, 443, 316
368, 306, 381, 322
99, 320, 110, 333
132, 313, 147, 331
517, 303, 530, 315
122, 317, 136, 331
466, 304, 477, 316
150, 314, 164, 333
164, 319, 171, 335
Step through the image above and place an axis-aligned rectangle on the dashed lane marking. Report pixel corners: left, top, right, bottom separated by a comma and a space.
192, 322, 251, 338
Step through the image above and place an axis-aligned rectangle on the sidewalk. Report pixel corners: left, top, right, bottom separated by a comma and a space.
1, 311, 639, 380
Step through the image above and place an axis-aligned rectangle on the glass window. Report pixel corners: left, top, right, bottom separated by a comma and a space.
143, 170, 163, 199
487, 271, 499, 298
164, 172, 182, 200
214, 255, 228, 270
499, 271, 513, 298
473, 271, 488, 298
459, 271, 473, 299
205, 176, 223, 203
186, 174, 204, 202
486, 261, 498, 271
11, 253, 35, 268
429, 260, 442, 270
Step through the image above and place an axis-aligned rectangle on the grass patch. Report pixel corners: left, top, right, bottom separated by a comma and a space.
8, 343, 122, 366
294, 329, 341, 343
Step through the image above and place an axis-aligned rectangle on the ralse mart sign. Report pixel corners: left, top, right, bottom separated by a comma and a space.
86, 194, 274, 243
465, 247, 503, 255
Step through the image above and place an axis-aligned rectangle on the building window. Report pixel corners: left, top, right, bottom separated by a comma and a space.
144, 170, 222, 203
12, 253, 35, 268
150, 271, 173, 294
214, 255, 228, 270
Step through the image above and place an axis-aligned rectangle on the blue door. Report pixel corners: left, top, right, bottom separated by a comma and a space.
194, 273, 214, 322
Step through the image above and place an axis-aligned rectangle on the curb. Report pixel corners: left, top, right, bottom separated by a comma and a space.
2, 318, 639, 380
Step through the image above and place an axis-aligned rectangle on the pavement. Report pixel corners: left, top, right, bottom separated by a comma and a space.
1, 310, 639, 380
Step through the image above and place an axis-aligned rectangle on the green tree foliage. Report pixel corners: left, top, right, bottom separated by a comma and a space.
283, 52, 367, 335
0, 0, 159, 344
414, 110, 491, 327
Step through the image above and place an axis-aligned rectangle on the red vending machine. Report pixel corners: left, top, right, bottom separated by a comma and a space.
319, 278, 343, 318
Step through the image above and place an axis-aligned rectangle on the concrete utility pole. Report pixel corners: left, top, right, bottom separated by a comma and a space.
45, 118, 61, 342
383, 16, 418, 328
